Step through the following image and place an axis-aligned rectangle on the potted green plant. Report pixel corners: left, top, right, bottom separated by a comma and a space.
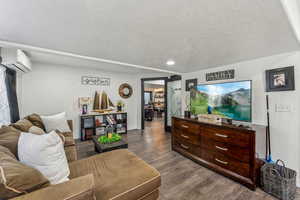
116, 100, 124, 112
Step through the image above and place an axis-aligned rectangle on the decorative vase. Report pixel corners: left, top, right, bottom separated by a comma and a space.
184, 111, 191, 118
117, 105, 122, 112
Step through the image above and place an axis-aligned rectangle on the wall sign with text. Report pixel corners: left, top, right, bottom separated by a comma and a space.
81, 76, 110, 86
206, 69, 235, 81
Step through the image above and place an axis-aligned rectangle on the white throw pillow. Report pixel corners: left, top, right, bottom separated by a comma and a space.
41, 112, 71, 133
18, 131, 70, 184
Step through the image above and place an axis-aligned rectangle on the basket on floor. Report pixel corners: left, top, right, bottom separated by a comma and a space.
261, 160, 297, 200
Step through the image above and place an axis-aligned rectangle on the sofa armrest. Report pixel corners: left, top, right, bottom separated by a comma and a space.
12, 174, 95, 200
65, 146, 78, 162
67, 120, 73, 132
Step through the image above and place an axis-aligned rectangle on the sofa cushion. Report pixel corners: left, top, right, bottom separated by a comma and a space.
0, 145, 16, 159
24, 113, 45, 131
0, 125, 21, 157
0, 151, 49, 199
40, 112, 71, 133
28, 126, 46, 135
11, 119, 33, 132
12, 174, 95, 200
69, 149, 161, 200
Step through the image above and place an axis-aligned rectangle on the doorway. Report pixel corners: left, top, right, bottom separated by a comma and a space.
141, 77, 168, 130
141, 75, 182, 131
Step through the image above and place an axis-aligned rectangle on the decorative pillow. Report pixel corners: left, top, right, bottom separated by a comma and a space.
18, 131, 70, 184
24, 113, 46, 131
0, 126, 21, 158
0, 151, 49, 199
40, 112, 71, 133
28, 126, 46, 135
11, 119, 33, 132
0, 145, 16, 159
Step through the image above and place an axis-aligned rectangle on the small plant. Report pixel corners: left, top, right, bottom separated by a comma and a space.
116, 100, 124, 107
116, 100, 124, 112
98, 133, 122, 144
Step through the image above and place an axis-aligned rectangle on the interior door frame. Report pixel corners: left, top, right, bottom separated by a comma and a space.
141, 77, 168, 131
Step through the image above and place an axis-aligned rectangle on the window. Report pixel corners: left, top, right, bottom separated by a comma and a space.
0, 66, 11, 126
144, 92, 152, 105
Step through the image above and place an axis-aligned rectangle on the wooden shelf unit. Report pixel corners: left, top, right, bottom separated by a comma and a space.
80, 112, 127, 141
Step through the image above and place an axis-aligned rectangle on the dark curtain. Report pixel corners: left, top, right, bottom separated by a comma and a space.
5, 67, 20, 123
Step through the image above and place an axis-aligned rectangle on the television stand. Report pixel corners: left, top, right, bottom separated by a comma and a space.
172, 116, 259, 190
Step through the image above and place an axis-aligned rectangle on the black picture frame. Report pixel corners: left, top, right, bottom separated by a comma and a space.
186, 79, 197, 91
265, 66, 295, 92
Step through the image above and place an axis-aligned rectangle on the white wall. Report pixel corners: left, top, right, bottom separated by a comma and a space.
20, 62, 140, 139
182, 51, 300, 185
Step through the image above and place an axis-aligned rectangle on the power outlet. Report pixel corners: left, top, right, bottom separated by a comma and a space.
275, 104, 291, 112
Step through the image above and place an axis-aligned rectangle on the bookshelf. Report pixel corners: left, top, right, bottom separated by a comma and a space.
153, 88, 165, 110
80, 112, 127, 141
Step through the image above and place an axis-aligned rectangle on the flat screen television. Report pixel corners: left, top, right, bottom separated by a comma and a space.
190, 80, 252, 122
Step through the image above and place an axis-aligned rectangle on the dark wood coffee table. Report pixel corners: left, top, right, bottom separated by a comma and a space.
92, 136, 128, 153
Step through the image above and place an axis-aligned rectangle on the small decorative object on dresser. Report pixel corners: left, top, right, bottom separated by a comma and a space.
172, 116, 260, 190
119, 83, 133, 98
266, 66, 295, 92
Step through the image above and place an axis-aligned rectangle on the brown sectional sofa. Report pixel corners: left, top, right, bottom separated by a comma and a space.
0, 114, 161, 200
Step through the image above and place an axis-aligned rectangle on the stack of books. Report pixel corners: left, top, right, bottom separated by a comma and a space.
106, 115, 116, 125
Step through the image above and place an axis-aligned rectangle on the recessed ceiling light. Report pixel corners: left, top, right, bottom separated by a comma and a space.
166, 60, 175, 66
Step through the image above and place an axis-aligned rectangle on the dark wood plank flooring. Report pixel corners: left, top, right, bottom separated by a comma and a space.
76, 118, 300, 200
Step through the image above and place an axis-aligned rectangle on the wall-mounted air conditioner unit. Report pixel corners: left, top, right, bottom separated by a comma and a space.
1, 48, 32, 73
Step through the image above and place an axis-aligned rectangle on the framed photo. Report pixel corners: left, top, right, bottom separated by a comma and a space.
266, 66, 295, 92
186, 79, 197, 91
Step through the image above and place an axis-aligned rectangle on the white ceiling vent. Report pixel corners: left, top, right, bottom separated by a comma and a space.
1, 48, 32, 73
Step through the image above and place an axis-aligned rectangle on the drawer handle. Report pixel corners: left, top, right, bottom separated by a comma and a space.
181, 125, 189, 129
181, 134, 190, 139
215, 133, 228, 138
215, 158, 228, 165
215, 146, 228, 151
180, 144, 189, 149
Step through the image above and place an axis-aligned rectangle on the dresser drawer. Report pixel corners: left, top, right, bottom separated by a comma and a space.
173, 119, 200, 134
173, 137, 201, 157
201, 137, 250, 163
201, 127, 250, 148
201, 149, 250, 178
173, 128, 200, 146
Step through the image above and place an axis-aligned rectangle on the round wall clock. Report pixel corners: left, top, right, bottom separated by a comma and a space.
119, 83, 133, 99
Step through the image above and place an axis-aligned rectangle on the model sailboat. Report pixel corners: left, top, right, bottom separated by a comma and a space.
93, 91, 115, 113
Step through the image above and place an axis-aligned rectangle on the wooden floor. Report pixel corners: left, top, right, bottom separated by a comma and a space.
76, 118, 300, 200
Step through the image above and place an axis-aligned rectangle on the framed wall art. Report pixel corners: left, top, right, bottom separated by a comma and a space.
206, 69, 235, 81
265, 66, 295, 92
185, 79, 197, 91
81, 76, 110, 86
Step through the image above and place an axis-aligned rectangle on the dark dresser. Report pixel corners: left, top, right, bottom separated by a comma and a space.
172, 116, 259, 190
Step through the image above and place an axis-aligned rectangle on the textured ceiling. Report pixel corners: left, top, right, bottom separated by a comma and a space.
0, 0, 299, 73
